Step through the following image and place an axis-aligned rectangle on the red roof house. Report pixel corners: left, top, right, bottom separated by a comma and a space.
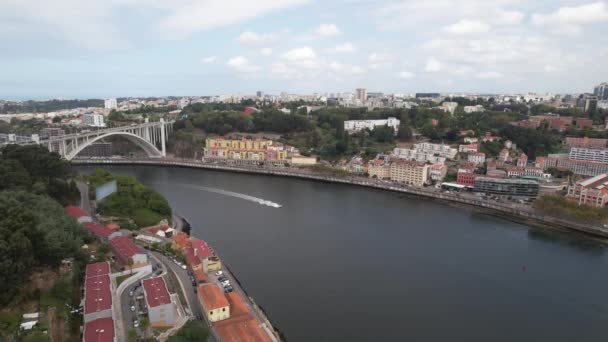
83, 222, 114, 239
109, 236, 147, 268
192, 239, 214, 259
142, 277, 172, 307
83, 317, 115, 342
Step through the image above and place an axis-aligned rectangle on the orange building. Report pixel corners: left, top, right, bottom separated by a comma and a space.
172, 232, 191, 251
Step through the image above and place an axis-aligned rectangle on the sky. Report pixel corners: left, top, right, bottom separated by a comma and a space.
1, 0, 608, 99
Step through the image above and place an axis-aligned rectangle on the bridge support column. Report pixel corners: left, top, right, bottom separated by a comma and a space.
160, 119, 166, 157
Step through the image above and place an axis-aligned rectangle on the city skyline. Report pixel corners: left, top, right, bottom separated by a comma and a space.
1, 0, 608, 98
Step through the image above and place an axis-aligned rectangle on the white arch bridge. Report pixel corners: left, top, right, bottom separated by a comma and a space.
40, 119, 174, 160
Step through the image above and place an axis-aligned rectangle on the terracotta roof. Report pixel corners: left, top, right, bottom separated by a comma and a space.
85, 262, 110, 278
173, 232, 191, 250
106, 223, 120, 231
84, 274, 112, 314
198, 284, 229, 311
109, 236, 143, 259
215, 317, 272, 342
64, 205, 89, 218
83, 317, 114, 342
83, 222, 113, 238
226, 292, 250, 317
193, 268, 208, 283
143, 277, 172, 307
192, 239, 214, 259
184, 248, 202, 267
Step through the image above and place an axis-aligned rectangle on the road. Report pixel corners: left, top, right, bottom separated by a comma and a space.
151, 251, 203, 320
76, 180, 92, 214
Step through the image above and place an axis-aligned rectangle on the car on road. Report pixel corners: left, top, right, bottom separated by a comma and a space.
215, 270, 223, 276
129, 291, 134, 297
130, 305, 136, 312
133, 320, 139, 328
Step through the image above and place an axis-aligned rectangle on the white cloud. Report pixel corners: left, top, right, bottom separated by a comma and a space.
495, 9, 524, 25
316, 23, 341, 36
160, 0, 309, 38
424, 57, 442, 72
260, 48, 273, 56
332, 42, 356, 53
283, 46, 317, 61
329, 61, 365, 74
533, 2, 608, 26
399, 71, 415, 78
444, 19, 489, 35
368, 52, 392, 69
237, 31, 279, 46
200, 56, 217, 64
226, 56, 260, 73
476, 71, 503, 79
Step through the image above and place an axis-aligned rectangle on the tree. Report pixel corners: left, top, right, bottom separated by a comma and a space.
127, 257, 134, 273
168, 321, 209, 342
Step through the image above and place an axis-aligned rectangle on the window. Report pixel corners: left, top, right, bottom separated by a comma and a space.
222, 308, 225, 312
210, 311, 213, 315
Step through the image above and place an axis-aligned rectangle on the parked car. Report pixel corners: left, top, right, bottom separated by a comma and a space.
129, 291, 134, 297
218, 276, 227, 282
130, 305, 136, 312
133, 320, 139, 328
224, 286, 233, 293
215, 270, 223, 276
181, 264, 187, 270
221, 280, 230, 287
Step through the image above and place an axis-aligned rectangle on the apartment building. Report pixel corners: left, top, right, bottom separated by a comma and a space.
565, 136, 608, 149
343, 117, 400, 133
468, 152, 486, 165
569, 147, 608, 163
390, 160, 430, 186
541, 157, 608, 177
567, 173, 608, 207
143, 277, 176, 327
367, 159, 391, 179
474, 177, 539, 197
204, 138, 289, 161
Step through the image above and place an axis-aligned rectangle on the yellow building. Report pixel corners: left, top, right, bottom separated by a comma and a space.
290, 155, 317, 165
390, 160, 430, 186
204, 138, 290, 161
203, 256, 222, 272
198, 284, 230, 322
368, 160, 391, 179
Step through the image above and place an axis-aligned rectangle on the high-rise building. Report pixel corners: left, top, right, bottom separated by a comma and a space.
256, 91, 263, 98
585, 96, 598, 112
593, 82, 608, 101
104, 98, 117, 110
84, 113, 106, 127
355, 88, 367, 102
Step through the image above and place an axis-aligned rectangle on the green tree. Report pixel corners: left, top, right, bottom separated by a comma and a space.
168, 321, 209, 342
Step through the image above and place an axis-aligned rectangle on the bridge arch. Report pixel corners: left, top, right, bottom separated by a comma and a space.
66, 131, 163, 160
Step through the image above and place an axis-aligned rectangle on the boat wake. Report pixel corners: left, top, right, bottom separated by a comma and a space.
174, 183, 282, 208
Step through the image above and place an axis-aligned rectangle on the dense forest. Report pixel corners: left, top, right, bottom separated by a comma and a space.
88, 169, 172, 227
0, 145, 86, 306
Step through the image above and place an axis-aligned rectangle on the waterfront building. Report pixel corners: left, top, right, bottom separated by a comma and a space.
109, 236, 148, 269
474, 177, 539, 198
368, 159, 391, 179
467, 152, 486, 165
459, 144, 478, 153
172, 232, 191, 251
541, 157, 608, 177
567, 173, 608, 208
429, 164, 447, 182
291, 155, 317, 165
457, 170, 477, 187
204, 138, 290, 163
389, 160, 430, 186
565, 136, 608, 148
343, 117, 400, 133
215, 292, 272, 342
198, 284, 230, 322
569, 147, 608, 163
84, 113, 106, 127
143, 277, 176, 327
393, 147, 447, 164
505, 166, 545, 178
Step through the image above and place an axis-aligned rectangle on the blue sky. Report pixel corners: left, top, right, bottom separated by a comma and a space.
1, 0, 608, 99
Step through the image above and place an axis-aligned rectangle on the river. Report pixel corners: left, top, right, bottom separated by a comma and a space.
78, 165, 608, 342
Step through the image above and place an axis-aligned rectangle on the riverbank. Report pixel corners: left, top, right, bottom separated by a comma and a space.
72, 158, 608, 241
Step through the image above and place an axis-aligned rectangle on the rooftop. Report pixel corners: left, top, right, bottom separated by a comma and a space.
476, 177, 539, 185
142, 277, 172, 307
84, 275, 112, 314
83, 317, 114, 342
109, 236, 143, 259
173, 232, 191, 250
215, 317, 271, 342
193, 268, 208, 283
198, 284, 229, 311
85, 262, 110, 278
192, 239, 214, 259
64, 205, 89, 219
184, 248, 202, 267
578, 173, 608, 188
83, 222, 114, 238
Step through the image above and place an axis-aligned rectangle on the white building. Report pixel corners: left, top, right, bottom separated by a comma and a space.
464, 105, 484, 113
104, 98, 117, 110
440, 102, 458, 114
344, 117, 400, 133
84, 113, 106, 127
392, 148, 446, 164
459, 144, 478, 153
569, 147, 608, 163
413, 142, 458, 159
468, 152, 486, 165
